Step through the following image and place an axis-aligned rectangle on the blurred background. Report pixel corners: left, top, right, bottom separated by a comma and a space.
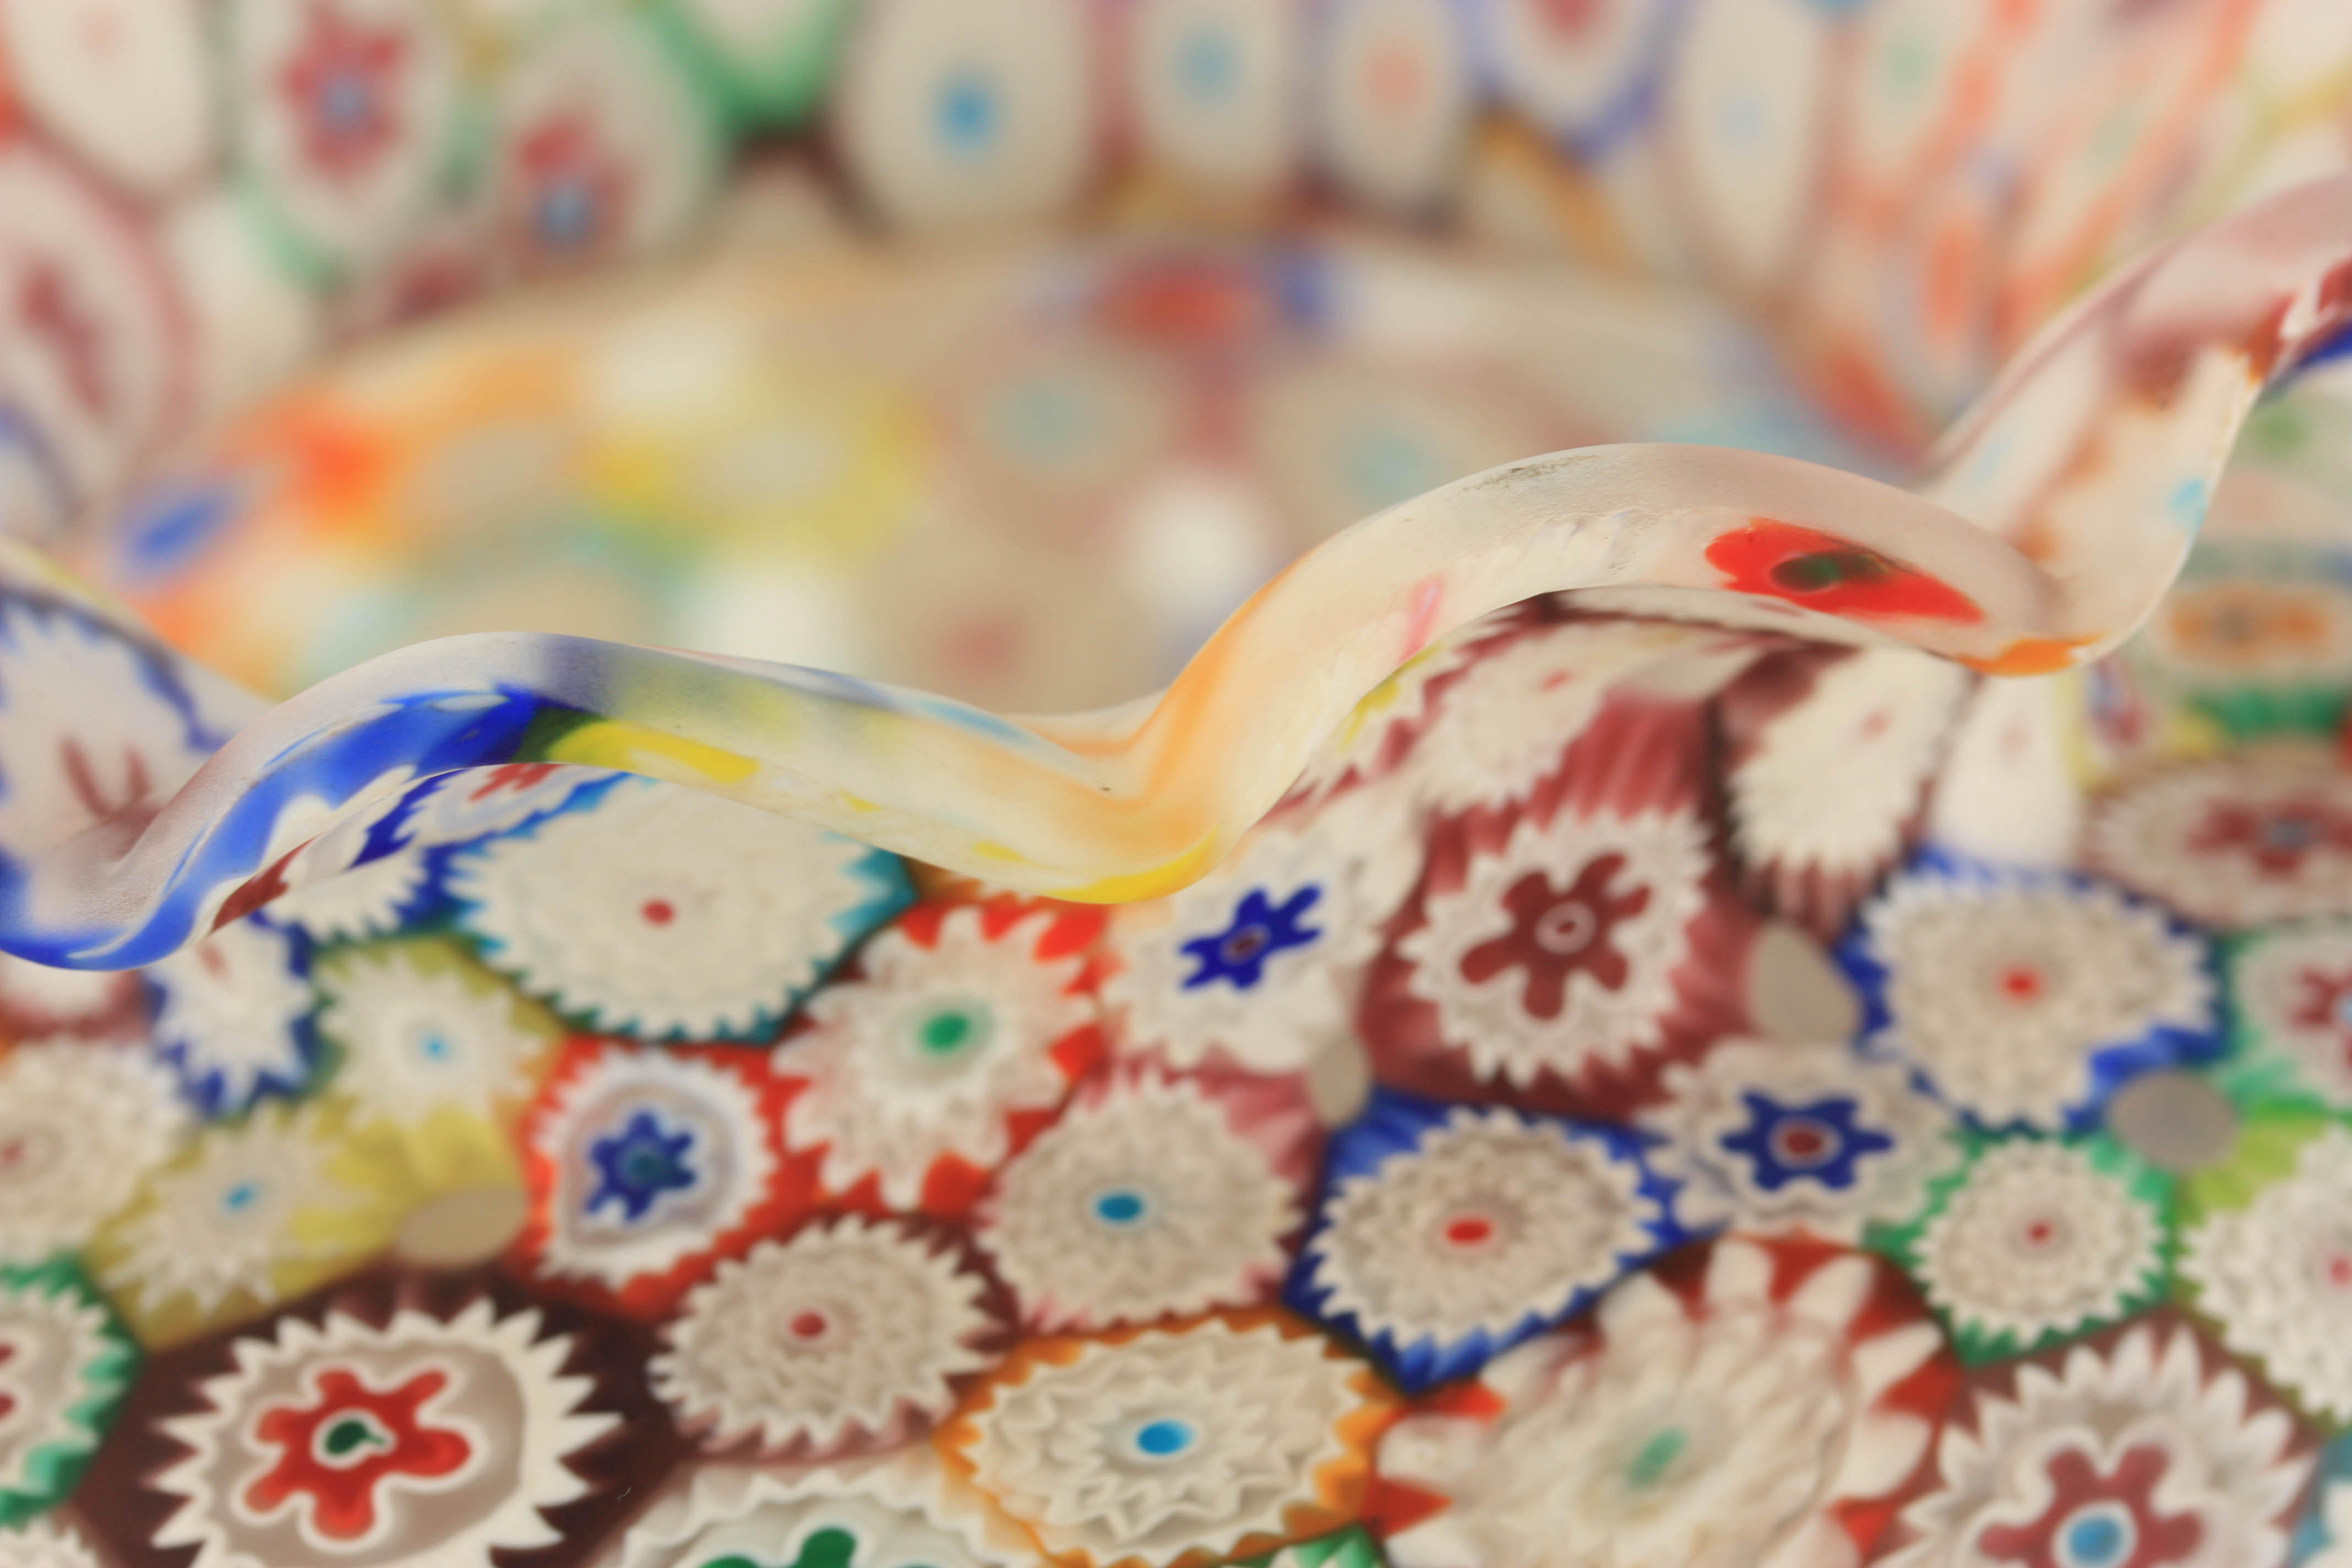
3, 0, 2349, 721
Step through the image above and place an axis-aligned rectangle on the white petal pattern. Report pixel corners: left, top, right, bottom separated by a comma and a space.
2181, 1125, 2352, 1424
780, 906, 1090, 1207
153, 1300, 619, 1567
962, 1319, 1375, 1567
653, 1216, 995, 1456
0, 1040, 189, 1265
1856, 873, 2213, 1128
454, 776, 900, 1039
978, 1072, 1298, 1330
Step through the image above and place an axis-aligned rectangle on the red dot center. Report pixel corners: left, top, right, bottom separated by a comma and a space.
788, 1310, 829, 1340
1999, 965, 2044, 1001
1534, 0, 1603, 39
640, 899, 676, 926
1367, 43, 1425, 114
2325, 1252, 2352, 1291
2021, 1217, 2058, 1249
1444, 1215, 1495, 1247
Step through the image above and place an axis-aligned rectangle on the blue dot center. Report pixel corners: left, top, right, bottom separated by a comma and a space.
2060, 1507, 2130, 1568
537, 183, 596, 248
1135, 1418, 1194, 1457
1178, 28, 1238, 101
937, 71, 999, 154
1092, 1189, 1147, 1226
221, 1180, 258, 1213
320, 76, 373, 134
2264, 814, 2318, 851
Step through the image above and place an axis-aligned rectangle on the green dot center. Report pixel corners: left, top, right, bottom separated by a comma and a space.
919, 1009, 975, 1054
323, 1415, 385, 1458
1627, 1427, 1687, 1488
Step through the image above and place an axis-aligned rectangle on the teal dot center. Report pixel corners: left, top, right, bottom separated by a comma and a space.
1179, 27, 1238, 100
1093, 1189, 1147, 1225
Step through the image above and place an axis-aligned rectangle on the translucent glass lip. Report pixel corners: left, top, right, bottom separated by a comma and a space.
4, 176, 2351, 970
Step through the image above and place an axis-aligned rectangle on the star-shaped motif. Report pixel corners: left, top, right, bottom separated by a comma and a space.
1459, 854, 1648, 1019
246, 1366, 473, 1543
1717, 1091, 1894, 1194
1180, 885, 1325, 990
585, 1109, 698, 1222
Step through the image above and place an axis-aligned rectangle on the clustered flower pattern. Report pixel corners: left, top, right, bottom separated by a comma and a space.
1845, 865, 2218, 1131
1105, 823, 1390, 1076
977, 1069, 1305, 1331
1897, 1137, 2168, 1361
1392, 620, 1707, 814
144, 917, 317, 1115
1289, 1094, 1680, 1390
13, 0, 2352, 1555
1388, 801, 1714, 1092
0, 1266, 135, 1521
88, 1104, 369, 1334
2180, 1124, 2352, 1424
1638, 1037, 1958, 1242
2090, 760, 2352, 930
0, 1042, 188, 1265
516, 1039, 799, 1316
2222, 920, 2352, 1108
780, 901, 1101, 1210
9, 489, 2352, 1561
453, 775, 911, 1041
1721, 645, 1973, 935
652, 1215, 998, 1457
1375, 1239, 1956, 1568
151, 1302, 622, 1566
312, 938, 556, 1129
947, 1316, 1392, 1566
1883, 1321, 2312, 1568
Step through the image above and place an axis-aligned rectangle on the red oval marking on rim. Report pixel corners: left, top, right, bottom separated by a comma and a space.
1705, 519, 1984, 624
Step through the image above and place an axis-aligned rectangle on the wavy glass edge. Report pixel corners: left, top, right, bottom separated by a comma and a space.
5, 175, 2351, 969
